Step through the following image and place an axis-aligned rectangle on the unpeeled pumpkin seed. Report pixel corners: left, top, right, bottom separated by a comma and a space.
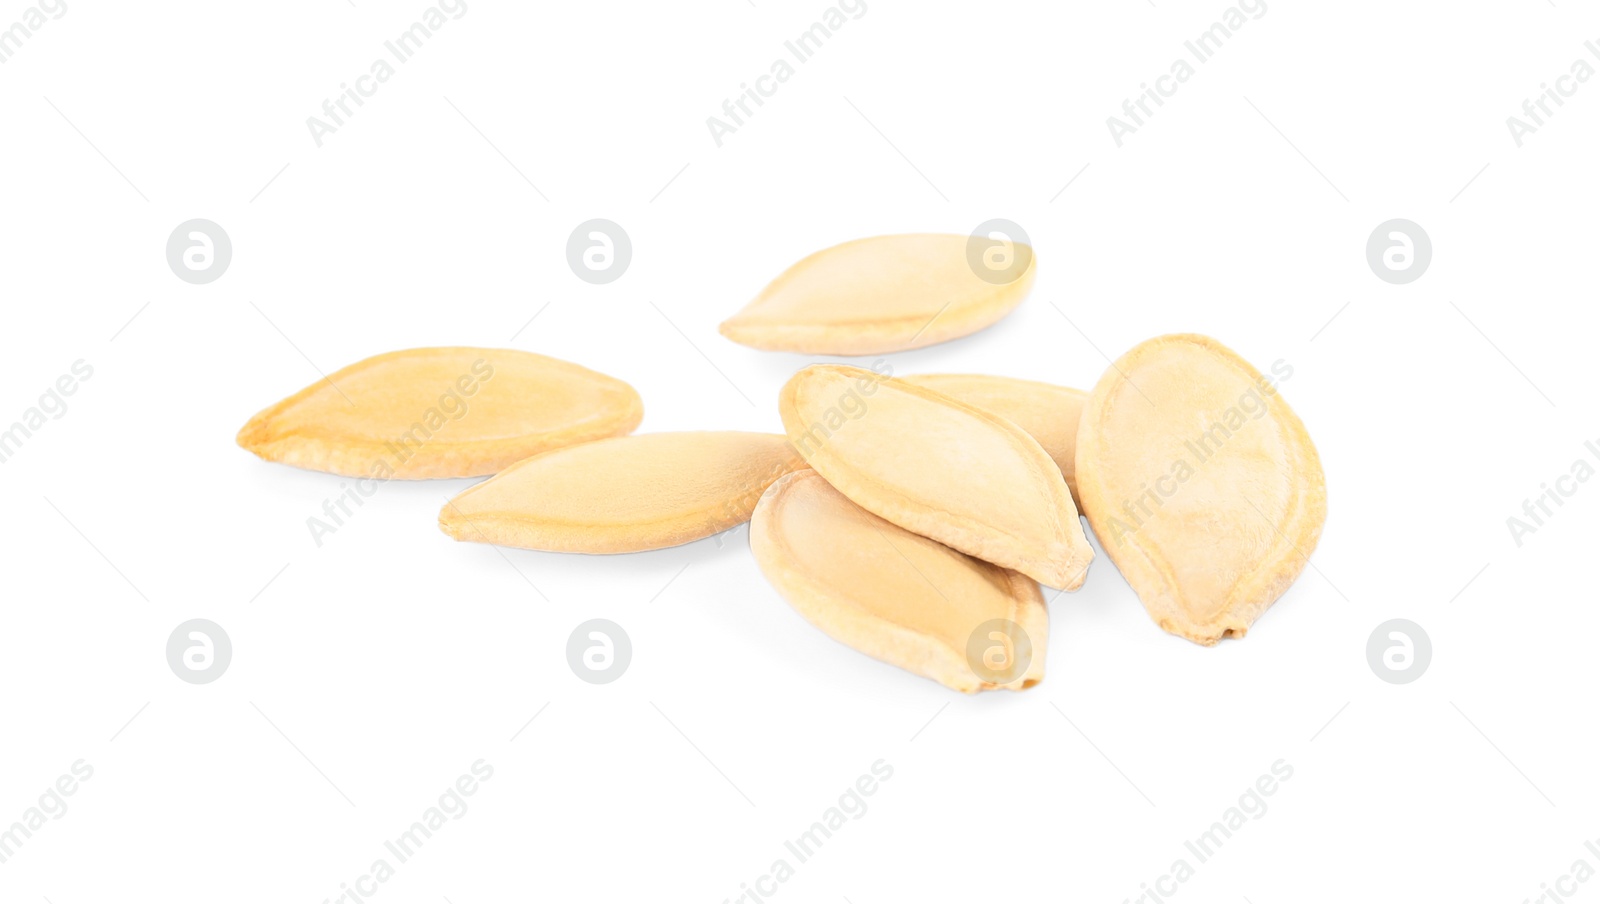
779, 365, 1093, 589
899, 373, 1088, 509
719, 234, 1035, 355
439, 432, 804, 553
1074, 334, 1326, 646
750, 470, 1047, 693
237, 347, 642, 479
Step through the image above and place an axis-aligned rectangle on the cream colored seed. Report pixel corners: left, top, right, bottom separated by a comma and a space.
237, 347, 642, 479
899, 373, 1088, 509
751, 470, 1047, 693
439, 432, 804, 554
719, 234, 1035, 356
1074, 334, 1327, 646
779, 365, 1093, 589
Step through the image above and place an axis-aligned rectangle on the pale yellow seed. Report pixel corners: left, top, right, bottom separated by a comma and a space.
1075, 334, 1327, 646
899, 373, 1087, 509
439, 432, 804, 553
719, 234, 1035, 356
237, 347, 641, 479
751, 470, 1047, 693
779, 365, 1093, 589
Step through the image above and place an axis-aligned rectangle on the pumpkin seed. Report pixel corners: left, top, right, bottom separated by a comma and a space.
439, 432, 804, 553
751, 470, 1047, 693
779, 365, 1092, 589
238, 347, 641, 479
1074, 334, 1326, 645
719, 234, 1034, 355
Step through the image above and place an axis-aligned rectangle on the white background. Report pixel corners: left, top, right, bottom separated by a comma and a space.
2, 1, 1597, 901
